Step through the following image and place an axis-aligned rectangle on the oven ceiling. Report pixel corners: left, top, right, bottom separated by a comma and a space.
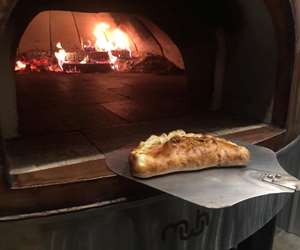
18, 11, 184, 69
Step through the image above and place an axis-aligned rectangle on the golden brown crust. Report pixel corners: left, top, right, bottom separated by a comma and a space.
129, 130, 250, 178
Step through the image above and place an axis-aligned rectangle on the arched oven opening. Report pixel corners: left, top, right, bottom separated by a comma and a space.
1, 0, 290, 189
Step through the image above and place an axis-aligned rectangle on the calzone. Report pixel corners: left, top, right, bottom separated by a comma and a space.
129, 130, 250, 178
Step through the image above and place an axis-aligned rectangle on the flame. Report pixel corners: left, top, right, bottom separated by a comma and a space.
83, 40, 93, 51
94, 23, 111, 52
111, 29, 131, 53
54, 42, 67, 71
80, 55, 89, 64
93, 22, 131, 66
95, 22, 110, 32
15, 60, 27, 71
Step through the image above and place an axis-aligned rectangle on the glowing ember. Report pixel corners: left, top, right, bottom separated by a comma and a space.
80, 55, 89, 64
15, 60, 27, 71
48, 64, 61, 72
54, 42, 67, 71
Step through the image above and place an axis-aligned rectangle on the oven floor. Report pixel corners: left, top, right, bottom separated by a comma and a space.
15, 71, 256, 152
16, 72, 190, 136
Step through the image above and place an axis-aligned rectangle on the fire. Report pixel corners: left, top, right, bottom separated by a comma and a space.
15, 60, 27, 71
80, 55, 89, 64
93, 22, 131, 65
54, 42, 67, 71
15, 22, 132, 73
111, 29, 131, 53
83, 40, 93, 51
94, 23, 111, 52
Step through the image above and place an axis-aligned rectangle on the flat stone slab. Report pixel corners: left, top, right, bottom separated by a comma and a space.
6, 132, 104, 175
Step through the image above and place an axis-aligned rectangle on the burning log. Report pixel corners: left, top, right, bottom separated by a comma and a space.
87, 51, 110, 63
111, 49, 131, 60
65, 52, 83, 62
62, 63, 111, 73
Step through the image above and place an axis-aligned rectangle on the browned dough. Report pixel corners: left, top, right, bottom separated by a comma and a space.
129, 130, 250, 178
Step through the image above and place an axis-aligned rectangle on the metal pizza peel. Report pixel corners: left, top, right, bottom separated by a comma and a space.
105, 143, 300, 209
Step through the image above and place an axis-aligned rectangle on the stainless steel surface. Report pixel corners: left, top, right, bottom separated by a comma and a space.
106, 143, 295, 209
0, 193, 290, 250
276, 135, 300, 236
261, 172, 300, 191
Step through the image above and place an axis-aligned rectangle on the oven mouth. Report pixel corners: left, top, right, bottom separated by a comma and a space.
14, 11, 185, 75
2, 2, 285, 189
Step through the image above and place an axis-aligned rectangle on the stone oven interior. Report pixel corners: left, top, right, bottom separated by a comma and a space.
1, 0, 286, 188
15, 10, 190, 140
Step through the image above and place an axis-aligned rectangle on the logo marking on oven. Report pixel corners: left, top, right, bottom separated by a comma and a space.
161, 210, 210, 241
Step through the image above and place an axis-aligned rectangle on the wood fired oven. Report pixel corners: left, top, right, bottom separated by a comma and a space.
0, 0, 300, 250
